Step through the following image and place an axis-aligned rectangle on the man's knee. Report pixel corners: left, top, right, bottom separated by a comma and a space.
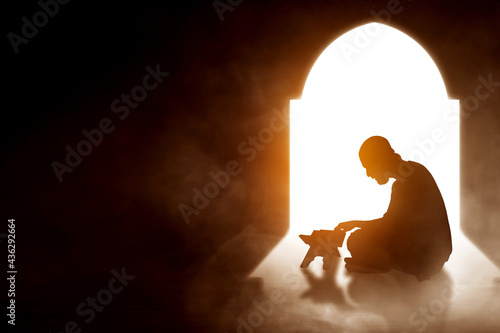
347, 230, 366, 254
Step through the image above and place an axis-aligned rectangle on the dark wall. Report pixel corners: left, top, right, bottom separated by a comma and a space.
3, 0, 499, 331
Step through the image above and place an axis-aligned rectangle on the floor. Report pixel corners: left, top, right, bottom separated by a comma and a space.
242, 231, 500, 333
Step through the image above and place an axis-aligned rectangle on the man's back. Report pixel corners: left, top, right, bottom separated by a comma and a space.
383, 161, 452, 278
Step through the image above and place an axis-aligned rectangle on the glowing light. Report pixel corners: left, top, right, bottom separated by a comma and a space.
290, 23, 459, 235
250, 25, 499, 322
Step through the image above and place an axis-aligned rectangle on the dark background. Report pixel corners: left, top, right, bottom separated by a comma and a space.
2, 0, 499, 332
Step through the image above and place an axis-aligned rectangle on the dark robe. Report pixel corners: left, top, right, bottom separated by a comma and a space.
347, 161, 452, 280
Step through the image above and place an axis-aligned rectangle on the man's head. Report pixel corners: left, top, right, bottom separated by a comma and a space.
359, 136, 400, 185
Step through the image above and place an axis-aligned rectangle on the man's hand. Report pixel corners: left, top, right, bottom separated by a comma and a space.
334, 221, 360, 232
335, 220, 378, 232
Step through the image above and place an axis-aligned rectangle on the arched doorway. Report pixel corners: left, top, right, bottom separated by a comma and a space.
290, 23, 459, 235
248, 23, 499, 333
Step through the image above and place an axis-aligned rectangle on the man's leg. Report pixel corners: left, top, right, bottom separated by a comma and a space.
345, 229, 392, 274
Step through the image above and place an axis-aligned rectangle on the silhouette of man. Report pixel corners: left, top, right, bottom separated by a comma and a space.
334, 136, 452, 281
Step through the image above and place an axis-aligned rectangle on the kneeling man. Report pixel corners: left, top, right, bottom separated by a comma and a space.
335, 136, 452, 281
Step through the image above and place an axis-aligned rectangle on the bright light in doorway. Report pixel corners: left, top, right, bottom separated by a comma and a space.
290, 23, 459, 236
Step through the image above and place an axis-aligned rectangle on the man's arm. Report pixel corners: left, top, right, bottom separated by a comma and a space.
334, 219, 382, 232
336, 181, 399, 232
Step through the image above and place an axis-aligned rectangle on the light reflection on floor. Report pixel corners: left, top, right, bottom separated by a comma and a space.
246, 231, 500, 333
